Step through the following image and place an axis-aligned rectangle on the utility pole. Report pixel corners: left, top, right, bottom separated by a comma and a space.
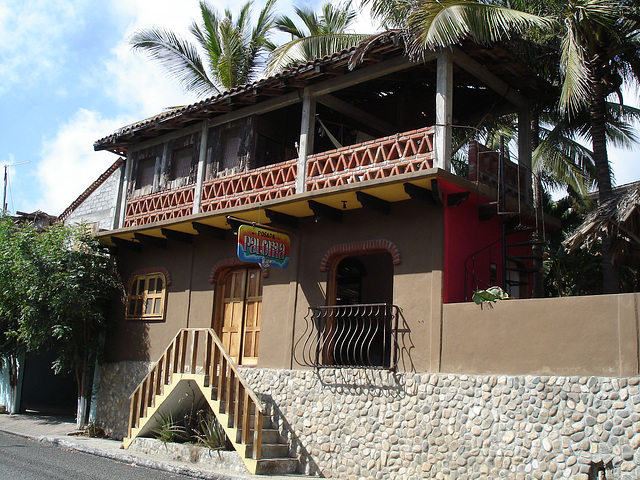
2, 161, 30, 213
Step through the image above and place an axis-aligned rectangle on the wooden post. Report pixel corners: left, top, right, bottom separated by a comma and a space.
242, 391, 251, 444
518, 108, 533, 205
189, 330, 197, 374
253, 411, 263, 459
435, 48, 453, 172
117, 156, 133, 229
193, 121, 209, 214
296, 89, 316, 193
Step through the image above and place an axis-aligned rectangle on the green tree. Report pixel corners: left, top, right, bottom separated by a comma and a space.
528, 0, 640, 293
266, 1, 370, 74
0, 216, 120, 427
130, 0, 277, 96
0, 216, 36, 413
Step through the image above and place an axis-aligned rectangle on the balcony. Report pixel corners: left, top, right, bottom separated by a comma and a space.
122, 127, 435, 228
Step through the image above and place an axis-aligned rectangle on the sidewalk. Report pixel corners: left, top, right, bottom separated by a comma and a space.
0, 412, 302, 480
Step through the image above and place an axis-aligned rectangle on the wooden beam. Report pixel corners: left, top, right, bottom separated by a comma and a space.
356, 191, 391, 215
192, 222, 226, 239
308, 54, 428, 98
161, 228, 194, 244
317, 94, 396, 136
208, 91, 302, 129
404, 182, 443, 206
308, 200, 342, 223
265, 209, 299, 228
134, 233, 167, 249
451, 46, 527, 109
431, 179, 444, 206
111, 237, 142, 252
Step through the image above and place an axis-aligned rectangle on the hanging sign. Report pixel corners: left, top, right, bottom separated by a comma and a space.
237, 225, 290, 269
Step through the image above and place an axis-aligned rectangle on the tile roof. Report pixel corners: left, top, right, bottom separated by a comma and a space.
94, 32, 552, 155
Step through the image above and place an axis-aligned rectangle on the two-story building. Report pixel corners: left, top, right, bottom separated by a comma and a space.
65, 33, 640, 479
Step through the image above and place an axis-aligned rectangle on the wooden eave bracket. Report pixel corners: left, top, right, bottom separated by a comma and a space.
404, 179, 444, 206
134, 233, 167, 249
356, 191, 391, 215
192, 222, 226, 239
265, 209, 299, 228
161, 228, 194, 244
308, 200, 342, 223
111, 236, 142, 252
446, 191, 470, 207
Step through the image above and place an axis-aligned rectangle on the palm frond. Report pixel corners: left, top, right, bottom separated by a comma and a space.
406, 0, 553, 54
267, 33, 370, 74
558, 18, 590, 115
129, 27, 218, 97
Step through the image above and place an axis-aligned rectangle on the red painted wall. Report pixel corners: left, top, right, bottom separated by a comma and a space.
441, 181, 533, 303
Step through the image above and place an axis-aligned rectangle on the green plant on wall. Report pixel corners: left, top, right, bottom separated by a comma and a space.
472, 286, 511, 307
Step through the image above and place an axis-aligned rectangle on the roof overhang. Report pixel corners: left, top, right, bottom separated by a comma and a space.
94, 34, 555, 156
98, 169, 559, 247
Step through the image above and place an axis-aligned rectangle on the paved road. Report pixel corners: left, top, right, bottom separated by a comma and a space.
0, 431, 198, 480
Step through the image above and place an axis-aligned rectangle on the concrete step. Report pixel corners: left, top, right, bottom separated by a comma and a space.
254, 457, 300, 475
261, 443, 290, 459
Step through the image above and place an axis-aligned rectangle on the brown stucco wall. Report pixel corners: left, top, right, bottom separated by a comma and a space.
441, 293, 640, 376
106, 236, 232, 362
259, 200, 446, 373
107, 200, 446, 372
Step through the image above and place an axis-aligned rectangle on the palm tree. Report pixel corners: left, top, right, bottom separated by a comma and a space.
266, 1, 371, 74
536, 1, 640, 293
364, 0, 640, 293
130, 0, 277, 96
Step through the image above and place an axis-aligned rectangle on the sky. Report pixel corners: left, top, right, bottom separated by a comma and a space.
1, 1, 638, 217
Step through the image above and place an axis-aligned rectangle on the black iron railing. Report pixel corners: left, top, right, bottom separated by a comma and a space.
294, 303, 399, 370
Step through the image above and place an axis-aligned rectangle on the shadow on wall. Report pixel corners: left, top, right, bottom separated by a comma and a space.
105, 320, 151, 362
260, 394, 324, 477
396, 308, 415, 373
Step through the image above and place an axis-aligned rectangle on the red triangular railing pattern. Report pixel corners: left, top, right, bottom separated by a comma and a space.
200, 159, 298, 213
124, 185, 194, 227
305, 127, 434, 190
122, 127, 435, 225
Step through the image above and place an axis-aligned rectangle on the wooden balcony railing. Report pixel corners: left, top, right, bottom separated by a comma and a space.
127, 328, 265, 459
122, 127, 436, 227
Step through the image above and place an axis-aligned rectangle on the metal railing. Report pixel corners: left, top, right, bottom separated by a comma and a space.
294, 303, 399, 370
127, 328, 264, 459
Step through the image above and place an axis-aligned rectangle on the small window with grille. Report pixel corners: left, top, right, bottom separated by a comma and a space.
126, 273, 167, 320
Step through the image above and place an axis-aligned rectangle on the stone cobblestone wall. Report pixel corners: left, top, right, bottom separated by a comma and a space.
65, 167, 121, 231
96, 360, 151, 439
240, 368, 640, 480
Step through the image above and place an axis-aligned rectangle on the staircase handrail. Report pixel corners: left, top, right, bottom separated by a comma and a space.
127, 328, 265, 458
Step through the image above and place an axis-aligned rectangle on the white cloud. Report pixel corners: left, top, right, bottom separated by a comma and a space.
0, 0, 86, 95
35, 109, 132, 215
101, 0, 211, 116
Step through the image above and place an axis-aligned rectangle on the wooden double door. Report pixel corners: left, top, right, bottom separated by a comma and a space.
215, 266, 262, 366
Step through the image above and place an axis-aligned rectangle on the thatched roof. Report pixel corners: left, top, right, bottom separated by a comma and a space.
564, 181, 640, 267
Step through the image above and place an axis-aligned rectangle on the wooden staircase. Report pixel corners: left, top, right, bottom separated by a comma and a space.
123, 328, 298, 475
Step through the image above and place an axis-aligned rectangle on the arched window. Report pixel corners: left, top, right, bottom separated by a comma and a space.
126, 272, 167, 320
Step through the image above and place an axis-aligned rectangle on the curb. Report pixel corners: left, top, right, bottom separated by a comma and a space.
35, 434, 253, 480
